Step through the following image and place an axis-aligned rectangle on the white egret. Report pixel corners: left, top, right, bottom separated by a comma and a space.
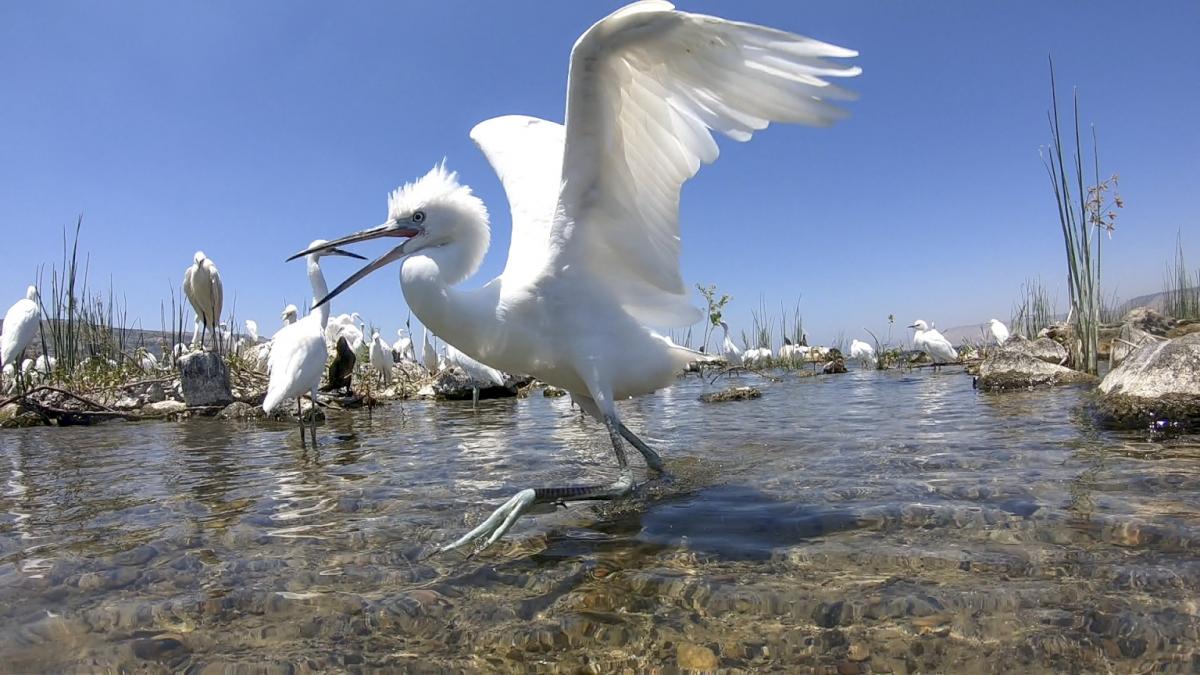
421, 328, 439, 374
281, 304, 299, 327
718, 321, 741, 367
909, 319, 958, 367
263, 241, 364, 446
137, 349, 159, 371
392, 329, 417, 363
245, 319, 260, 343
182, 252, 223, 351
2, 286, 42, 390
368, 329, 393, 385
296, 1, 858, 552
443, 343, 507, 408
849, 339, 876, 368
988, 318, 1010, 345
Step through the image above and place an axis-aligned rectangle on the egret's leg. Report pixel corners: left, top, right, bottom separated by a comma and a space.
436, 414, 635, 555
296, 398, 307, 448
471, 386, 479, 411
309, 388, 319, 447
617, 422, 664, 472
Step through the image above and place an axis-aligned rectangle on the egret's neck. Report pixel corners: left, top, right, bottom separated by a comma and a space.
401, 245, 497, 356
307, 257, 331, 327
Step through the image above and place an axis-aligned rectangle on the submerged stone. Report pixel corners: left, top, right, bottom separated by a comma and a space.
699, 386, 762, 402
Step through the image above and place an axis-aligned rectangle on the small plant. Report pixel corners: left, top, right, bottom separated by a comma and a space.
1164, 232, 1200, 321
1010, 277, 1057, 339
695, 283, 731, 353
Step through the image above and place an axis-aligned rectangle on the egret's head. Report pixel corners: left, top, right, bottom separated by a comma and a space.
290, 162, 490, 308
989, 318, 1002, 326
193, 251, 207, 264
909, 319, 929, 331
282, 304, 299, 322
26, 285, 39, 304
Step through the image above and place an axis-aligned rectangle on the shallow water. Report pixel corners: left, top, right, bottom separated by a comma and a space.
1, 369, 1198, 672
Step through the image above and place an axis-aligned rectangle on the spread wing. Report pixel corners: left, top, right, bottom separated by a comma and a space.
553, 1, 859, 326
470, 115, 565, 286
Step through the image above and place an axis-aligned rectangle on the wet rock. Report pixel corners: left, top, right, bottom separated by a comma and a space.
699, 386, 762, 403
0, 403, 43, 428
144, 400, 187, 416
144, 382, 166, 403
422, 366, 519, 401
847, 642, 871, 662
114, 396, 142, 411
1005, 335, 1068, 364
1097, 332, 1200, 430
131, 635, 188, 662
977, 346, 1096, 391
178, 351, 233, 407
218, 401, 262, 420
676, 642, 719, 671
823, 349, 847, 374
1108, 323, 1158, 369
1166, 320, 1200, 339
543, 385, 567, 397
1121, 306, 1176, 336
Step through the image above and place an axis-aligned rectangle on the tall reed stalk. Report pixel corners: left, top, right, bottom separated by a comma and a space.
1164, 233, 1200, 321
1042, 62, 1122, 374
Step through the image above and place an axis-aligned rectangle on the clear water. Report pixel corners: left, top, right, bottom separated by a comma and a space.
1, 369, 1198, 672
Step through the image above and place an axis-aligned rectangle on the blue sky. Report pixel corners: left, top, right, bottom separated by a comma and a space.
2, 1, 1197, 349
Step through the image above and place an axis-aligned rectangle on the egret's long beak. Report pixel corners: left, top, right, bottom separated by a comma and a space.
907, 323, 918, 329
288, 221, 424, 310
325, 247, 368, 260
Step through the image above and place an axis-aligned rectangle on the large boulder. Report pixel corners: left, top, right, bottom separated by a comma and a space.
1004, 335, 1068, 365
178, 351, 233, 407
1096, 333, 1200, 430
977, 344, 1097, 391
1108, 323, 1158, 369
1121, 306, 1176, 337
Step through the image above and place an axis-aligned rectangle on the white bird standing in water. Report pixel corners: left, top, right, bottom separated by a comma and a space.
295, 1, 859, 553
443, 343, 507, 409
2, 286, 42, 387
988, 318, 1010, 345
849, 338, 875, 368
263, 240, 364, 446
909, 319, 958, 367
182, 252, 223, 351
718, 321, 741, 367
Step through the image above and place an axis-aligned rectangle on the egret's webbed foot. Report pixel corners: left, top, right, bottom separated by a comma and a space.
618, 422, 664, 473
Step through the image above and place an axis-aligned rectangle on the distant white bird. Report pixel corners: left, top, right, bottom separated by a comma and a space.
137, 349, 159, 371
281, 304, 299, 327
909, 319, 958, 366
296, 1, 859, 552
988, 318, 1010, 345
34, 354, 56, 377
718, 321, 741, 367
263, 240, 363, 446
443, 343, 507, 408
392, 329, 417, 363
2, 286, 42, 388
182, 252, 223, 351
368, 329, 392, 385
421, 328, 439, 374
245, 319, 260, 343
325, 312, 365, 352
849, 339, 876, 368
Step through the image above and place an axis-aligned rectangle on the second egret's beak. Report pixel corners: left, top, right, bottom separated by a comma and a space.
288, 221, 424, 310
325, 247, 368, 260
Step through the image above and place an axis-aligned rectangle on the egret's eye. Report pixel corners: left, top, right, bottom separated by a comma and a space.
412, 211, 426, 223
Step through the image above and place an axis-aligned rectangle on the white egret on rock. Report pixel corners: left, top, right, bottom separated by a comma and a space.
909, 319, 958, 367
182, 252, 223, 351
263, 240, 364, 446
421, 328, 439, 374
849, 339, 875, 368
368, 329, 393, 385
2, 286, 42, 390
392, 329, 416, 363
988, 318, 1010, 345
295, 1, 859, 552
